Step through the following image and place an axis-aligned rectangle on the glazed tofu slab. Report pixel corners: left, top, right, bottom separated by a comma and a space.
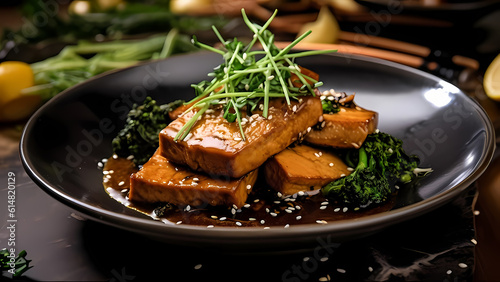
129, 150, 258, 208
160, 96, 323, 178
264, 144, 352, 195
305, 106, 378, 148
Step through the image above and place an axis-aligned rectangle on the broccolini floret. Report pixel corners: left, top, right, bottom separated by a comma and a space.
322, 131, 431, 208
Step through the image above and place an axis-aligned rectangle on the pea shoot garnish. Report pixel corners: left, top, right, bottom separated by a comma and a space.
174, 9, 336, 142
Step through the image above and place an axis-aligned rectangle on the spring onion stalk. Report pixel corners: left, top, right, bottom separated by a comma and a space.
174, 9, 337, 142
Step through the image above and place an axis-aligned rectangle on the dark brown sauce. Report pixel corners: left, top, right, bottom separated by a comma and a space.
103, 156, 395, 228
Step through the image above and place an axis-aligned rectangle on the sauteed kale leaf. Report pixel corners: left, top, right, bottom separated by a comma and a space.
112, 97, 182, 165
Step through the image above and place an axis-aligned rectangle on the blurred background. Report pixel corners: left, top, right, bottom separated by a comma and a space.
1, 0, 500, 122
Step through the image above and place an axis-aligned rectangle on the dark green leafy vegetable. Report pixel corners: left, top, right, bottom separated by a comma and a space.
112, 97, 182, 165
320, 91, 353, 114
1, 249, 32, 277
322, 131, 432, 208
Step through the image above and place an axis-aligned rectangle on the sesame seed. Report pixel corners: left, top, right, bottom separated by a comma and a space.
337, 268, 346, 273
247, 184, 252, 190
307, 127, 311, 133
314, 153, 320, 158
347, 167, 354, 171
249, 217, 256, 221
474, 210, 480, 215
295, 205, 301, 210
219, 217, 226, 221
329, 163, 334, 167
343, 207, 348, 212
243, 204, 251, 208
207, 225, 214, 228
285, 209, 293, 213
176, 221, 182, 224
274, 200, 281, 204
395, 185, 400, 189
319, 276, 329, 282
121, 189, 128, 193
320, 206, 327, 210
321, 201, 329, 205
320, 95, 326, 100
253, 198, 260, 203
234, 137, 242, 141
270, 212, 278, 217
284, 224, 290, 228
224, 67, 228, 73
368, 266, 373, 272
292, 105, 297, 112
316, 220, 327, 224
231, 208, 236, 215
471, 238, 477, 245
267, 75, 275, 80
263, 227, 270, 230
194, 264, 202, 270
318, 115, 324, 122
185, 205, 191, 211
192, 177, 199, 181
183, 132, 193, 141
268, 115, 273, 120
321, 121, 326, 128
211, 215, 218, 219
458, 263, 468, 269
354, 207, 360, 211
265, 208, 270, 213
259, 104, 264, 111
235, 222, 242, 226
320, 257, 329, 262
242, 53, 247, 60
303, 257, 310, 262
334, 208, 340, 212
260, 220, 265, 224
446, 270, 452, 275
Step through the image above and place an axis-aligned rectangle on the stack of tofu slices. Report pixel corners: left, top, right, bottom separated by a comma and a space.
128, 74, 378, 210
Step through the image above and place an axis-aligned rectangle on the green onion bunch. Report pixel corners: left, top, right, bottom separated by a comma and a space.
174, 9, 336, 142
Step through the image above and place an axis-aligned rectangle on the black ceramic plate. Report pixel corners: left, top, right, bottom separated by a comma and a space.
20, 52, 495, 251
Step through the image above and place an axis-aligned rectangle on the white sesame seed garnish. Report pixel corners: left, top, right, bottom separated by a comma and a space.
395, 185, 400, 190
121, 189, 128, 193
260, 220, 265, 224
458, 263, 468, 269
219, 217, 227, 221
183, 132, 193, 141
270, 212, 278, 217
211, 215, 218, 219
265, 208, 270, 213
471, 238, 477, 245
249, 217, 256, 221
320, 206, 327, 210
295, 205, 301, 210
296, 216, 302, 220
194, 264, 202, 270
368, 266, 373, 272
176, 221, 182, 225
185, 205, 191, 211
207, 225, 214, 228
446, 270, 452, 275
284, 224, 290, 228
316, 220, 327, 224
314, 153, 320, 158
329, 163, 334, 167
235, 222, 242, 226
474, 210, 480, 215
242, 53, 247, 60
292, 105, 297, 112
273, 200, 281, 204
298, 191, 305, 197
234, 137, 242, 141
267, 75, 275, 80
231, 208, 236, 215
318, 115, 324, 122
192, 177, 199, 181
268, 115, 273, 120
337, 268, 346, 273
319, 277, 329, 282
259, 104, 264, 111
243, 204, 251, 208
263, 227, 270, 230
347, 167, 354, 171
303, 257, 310, 262
253, 198, 260, 203
320, 257, 329, 262
343, 207, 348, 212
246, 184, 252, 190
334, 208, 340, 212
285, 209, 293, 213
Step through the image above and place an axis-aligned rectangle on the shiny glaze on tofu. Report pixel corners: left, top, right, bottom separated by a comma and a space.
305, 105, 378, 148
159, 96, 323, 178
264, 144, 351, 195
129, 150, 258, 208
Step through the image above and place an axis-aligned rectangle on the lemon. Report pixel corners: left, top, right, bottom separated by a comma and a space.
0, 61, 41, 122
297, 6, 340, 44
484, 53, 500, 101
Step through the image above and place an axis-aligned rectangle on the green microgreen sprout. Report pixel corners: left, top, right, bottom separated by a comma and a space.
173, 8, 337, 142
